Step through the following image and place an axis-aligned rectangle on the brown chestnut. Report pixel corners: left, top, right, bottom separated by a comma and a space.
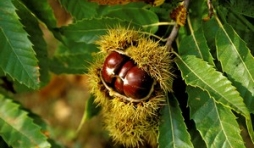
101, 51, 128, 84
123, 66, 154, 99
114, 61, 135, 94
101, 51, 154, 100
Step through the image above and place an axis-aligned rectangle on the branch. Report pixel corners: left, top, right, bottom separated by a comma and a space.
166, 0, 191, 51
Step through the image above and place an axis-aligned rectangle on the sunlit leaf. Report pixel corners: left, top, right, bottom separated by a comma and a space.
175, 55, 249, 117
0, 0, 40, 89
216, 23, 254, 113
14, 0, 50, 87
0, 94, 50, 148
187, 86, 245, 148
214, 21, 254, 142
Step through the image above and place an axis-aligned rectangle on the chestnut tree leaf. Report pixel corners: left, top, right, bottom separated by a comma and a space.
187, 0, 208, 30
99, 7, 159, 33
188, 128, 206, 148
228, 0, 254, 18
187, 86, 245, 148
158, 95, 193, 148
60, 17, 152, 44
216, 23, 254, 113
13, 0, 50, 88
215, 22, 254, 142
0, 0, 40, 89
0, 94, 51, 148
58, 1, 158, 32
178, 27, 214, 66
58, 0, 98, 20
49, 42, 98, 74
175, 55, 249, 118
202, 18, 220, 52
216, 6, 254, 54
77, 95, 101, 132
19, 0, 56, 28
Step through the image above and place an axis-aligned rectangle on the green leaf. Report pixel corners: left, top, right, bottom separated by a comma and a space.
99, 7, 159, 33
83, 95, 101, 120
187, 86, 245, 148
213, 17, 254, 144
13, 0, 50, 87
58, 0, 158, 32
0, 94, 50, 148
217, 6, 254, 53
50, 42, 98, 74
228, 0, 254, 18
149, 3, 177, 22
76, 95, 101, 133
216, 23, 254, 113
20, 0, 56, 28
188, 128, 206, 148
245, 118, 254, 144
59, 17, 145, 44
178, 27, 214, 66
188, 0, 208, 30
175, 55, 249, 117
58, 0, 98, 20
202, 18, 220, 52
0, 0, 40, 89
97, 2, 147, 15
158, 94, 193, 148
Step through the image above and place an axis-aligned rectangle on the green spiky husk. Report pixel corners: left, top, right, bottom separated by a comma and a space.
96, 27, 174, 92
103, 93, 164, 147
87, 55, 166, 147
87, 27, 174, 147
104, 111, 159, 147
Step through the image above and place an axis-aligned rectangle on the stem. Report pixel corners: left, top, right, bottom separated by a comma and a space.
142, 22, 175, 28
166, 0, 191, 51
166, 25, 180, 51
207, 0, 214, 19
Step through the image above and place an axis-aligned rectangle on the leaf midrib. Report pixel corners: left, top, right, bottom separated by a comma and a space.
217, 21, 254, 85
0, 28, 37, 87
213, 100, 233, 148
177, 55, 247, 116
0, 105, 42, 146
168, 101, 176, 148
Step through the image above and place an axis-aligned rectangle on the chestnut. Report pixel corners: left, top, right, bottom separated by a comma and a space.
101, 51, 154, 100
101, 51, 128, 84
114, 60, 135, 94
123, 66, 154, 99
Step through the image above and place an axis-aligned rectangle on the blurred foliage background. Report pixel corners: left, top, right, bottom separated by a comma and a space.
13, 1, 109, 147
1, 0, 254, 148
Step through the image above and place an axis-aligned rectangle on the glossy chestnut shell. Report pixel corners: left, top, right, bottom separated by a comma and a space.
101, 51, 154, 100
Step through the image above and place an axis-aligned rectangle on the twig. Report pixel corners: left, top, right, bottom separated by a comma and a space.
203, 0, 214, 21
207, 0, 214, 19
166, 0, 191, 51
